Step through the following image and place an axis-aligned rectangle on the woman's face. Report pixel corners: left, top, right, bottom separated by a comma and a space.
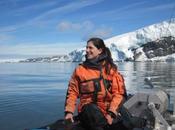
86, 41, 102, 59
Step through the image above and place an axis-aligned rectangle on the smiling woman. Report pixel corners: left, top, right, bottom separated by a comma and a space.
64, 37, 126, 130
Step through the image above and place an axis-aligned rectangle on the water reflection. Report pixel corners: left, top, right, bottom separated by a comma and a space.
117, 62, 175, 91
0, 62, 174, 130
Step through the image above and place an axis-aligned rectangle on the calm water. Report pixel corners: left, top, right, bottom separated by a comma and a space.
0, 62, 175, 130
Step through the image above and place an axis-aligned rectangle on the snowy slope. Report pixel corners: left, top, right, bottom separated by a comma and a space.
104, 18, 175, 61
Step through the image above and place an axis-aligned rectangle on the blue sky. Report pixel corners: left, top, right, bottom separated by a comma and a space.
0, 0, 175, 59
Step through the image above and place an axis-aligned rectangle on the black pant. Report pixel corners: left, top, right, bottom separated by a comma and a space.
78, 103, 107, 130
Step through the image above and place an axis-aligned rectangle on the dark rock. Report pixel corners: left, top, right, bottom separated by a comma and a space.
141, 36, 175, 58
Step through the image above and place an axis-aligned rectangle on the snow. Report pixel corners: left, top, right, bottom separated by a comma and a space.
104, 18, 175, 61
0, 58, 24, 63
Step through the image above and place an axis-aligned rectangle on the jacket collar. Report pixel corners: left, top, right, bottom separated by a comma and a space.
83, 53, 107, 70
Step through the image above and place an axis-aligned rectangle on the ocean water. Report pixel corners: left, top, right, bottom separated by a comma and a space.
0, 62, 175, 130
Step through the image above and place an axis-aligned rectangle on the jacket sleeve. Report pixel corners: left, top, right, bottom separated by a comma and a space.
108, 71, 125, 115
64, 69, 80, 114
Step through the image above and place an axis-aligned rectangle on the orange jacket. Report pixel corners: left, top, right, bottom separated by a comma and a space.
64, 64, 126, 117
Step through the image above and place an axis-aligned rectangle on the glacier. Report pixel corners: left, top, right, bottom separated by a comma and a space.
68, 18, 175, 62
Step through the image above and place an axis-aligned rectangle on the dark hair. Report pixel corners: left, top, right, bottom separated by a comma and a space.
87, 37, 117, 73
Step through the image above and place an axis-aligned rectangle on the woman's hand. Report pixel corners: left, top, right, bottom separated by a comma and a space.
65, 113, 74, 123
106, 114, 113, 125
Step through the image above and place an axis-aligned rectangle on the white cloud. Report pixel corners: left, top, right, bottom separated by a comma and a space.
0, 0, 104, 33
84, 1, 147, 20
0, 25, 20, 33
0, 34, 14, 42
85, 1, 175, 22
57, 21, 94, 32
31, 0, 105, 22
83, 27, 113, 40
13, 1, 58, 16
144, 3, 175, 12
57, 20, 112, 39
57, 21, 72, 31
92, 28, 113, 38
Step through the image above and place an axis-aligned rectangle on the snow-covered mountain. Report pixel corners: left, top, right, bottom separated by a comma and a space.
19, 18, 175, 63
66, 18, 175, 62
19, 55, 71, 63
